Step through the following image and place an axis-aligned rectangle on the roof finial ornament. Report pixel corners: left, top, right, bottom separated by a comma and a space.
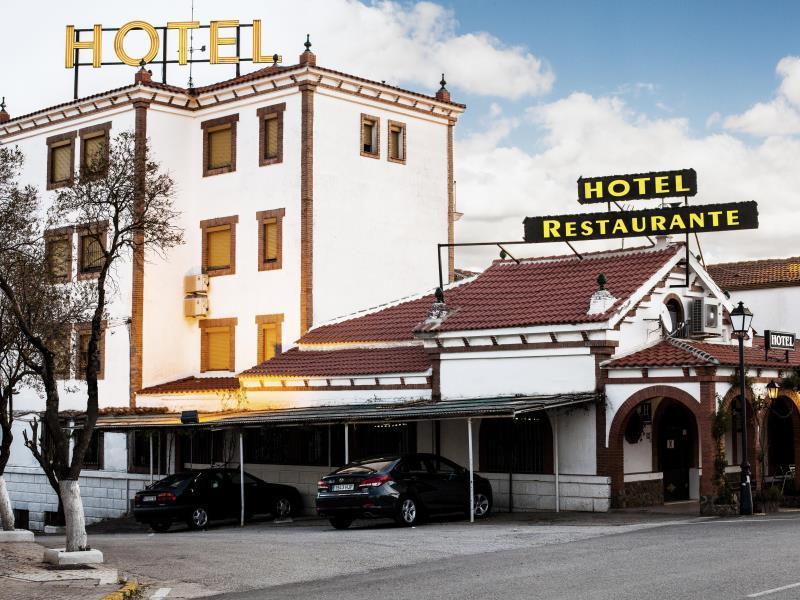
439, 73, 447, 92
597, 273, 607, 290
299, 33, 316, 66
435, 73, 451, 102
0, 97, 5, 112
0, 96, 8, 124
304, 34, 312, 52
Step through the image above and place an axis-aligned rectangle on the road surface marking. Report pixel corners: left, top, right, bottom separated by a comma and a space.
151, 588, 171, 599
747, 581, 800, 597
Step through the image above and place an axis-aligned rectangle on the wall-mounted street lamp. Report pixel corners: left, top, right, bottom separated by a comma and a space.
730, 301, 754, 516
767, 380, 781, 400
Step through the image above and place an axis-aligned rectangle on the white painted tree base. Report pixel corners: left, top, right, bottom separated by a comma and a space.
43, 547, 104, 565
0, 529, 35, 542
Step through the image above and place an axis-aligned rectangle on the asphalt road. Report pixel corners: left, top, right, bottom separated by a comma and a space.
39, 512, 800, 599
209, 514, 800, 600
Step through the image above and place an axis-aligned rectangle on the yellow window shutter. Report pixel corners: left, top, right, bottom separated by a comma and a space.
83, 135, 105, 172
52, 144, 72, 182
206, 227, 231, 269
48, 239, 70, 278
208, 126, 232, 169
390, 129, 401, 159
262, 323, 278, 362
264, 219, 278, 261
81, 235, 104, 272
207, 329, 231, 371
265, 116, 279, 158
78, 333, 90, 377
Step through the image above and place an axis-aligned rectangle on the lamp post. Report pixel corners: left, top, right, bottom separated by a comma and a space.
730, 301, 754, 515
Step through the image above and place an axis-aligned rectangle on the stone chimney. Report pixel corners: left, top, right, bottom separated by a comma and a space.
134, 60, 152, 84
0, 97, 9, 124
588, 273, 618, 315
653, 234, 671, 249
299, 34, 316, 67
435, 74, 450, 103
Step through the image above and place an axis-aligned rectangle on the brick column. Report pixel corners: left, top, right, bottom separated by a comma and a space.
299, 82, 315, 334
129, 99, 149, 407
697, 367, 717, 497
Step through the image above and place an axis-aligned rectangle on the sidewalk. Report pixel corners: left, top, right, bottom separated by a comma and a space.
0, 539, 122, 600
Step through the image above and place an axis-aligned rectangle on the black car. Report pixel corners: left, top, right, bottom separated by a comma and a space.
133, 468, 302, 532
316, 453, 492, 529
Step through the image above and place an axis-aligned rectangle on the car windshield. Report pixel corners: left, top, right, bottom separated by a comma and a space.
336, 459, 395, 474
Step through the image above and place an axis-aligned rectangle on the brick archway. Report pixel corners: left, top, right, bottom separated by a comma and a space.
608, 385, 708, 503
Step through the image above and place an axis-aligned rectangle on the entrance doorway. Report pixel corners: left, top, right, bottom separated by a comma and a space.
657, 402, 697, 501
767, 396, 796, 477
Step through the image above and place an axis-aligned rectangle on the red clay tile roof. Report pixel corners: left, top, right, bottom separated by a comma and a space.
301, 246, 681, 344
239, 346, 431, 378
604, 337, 800, 369
707, 257, 800, 291
138, 377, 240, 395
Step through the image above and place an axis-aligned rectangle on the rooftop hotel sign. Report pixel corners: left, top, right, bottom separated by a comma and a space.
523, 169, 759, 244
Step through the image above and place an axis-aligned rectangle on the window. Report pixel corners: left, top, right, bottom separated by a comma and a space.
78, 229, 105, 277
45, 227, 74, 282
201, 114, 239, 176
79, 122, 111, 179
665, 297, 685, 337
388, 120, 406, 164
129, 430, 170, 474
46, 131, 76, 190
360, 114, 379, 158
348, 423, 416, 462
256, 208, 284, 271
200, 216, 238, 277
243, 426, 345, 467
80, 430, 104, 470
257, 103, 285, 166
200, 318, 237, 372
256, 314, 283, 364
479, 416, 553, 474
74, 323, 105, 380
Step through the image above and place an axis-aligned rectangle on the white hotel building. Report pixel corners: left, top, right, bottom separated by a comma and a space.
2, 44, 800, 531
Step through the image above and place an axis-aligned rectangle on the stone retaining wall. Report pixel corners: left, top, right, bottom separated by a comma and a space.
484, 473, 611, 512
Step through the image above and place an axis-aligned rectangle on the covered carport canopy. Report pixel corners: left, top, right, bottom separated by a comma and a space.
97, 392, 600, 524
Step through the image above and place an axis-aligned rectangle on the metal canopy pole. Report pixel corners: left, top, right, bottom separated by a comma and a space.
344, 424, 349, 464
553, 412, 560, 513
239, 430, 245, 527
149, 433, 154, 485
468, 418, 475, 523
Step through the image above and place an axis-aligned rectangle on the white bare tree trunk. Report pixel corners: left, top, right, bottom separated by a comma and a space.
61, 480, 88, 551
0, 476, 15, 531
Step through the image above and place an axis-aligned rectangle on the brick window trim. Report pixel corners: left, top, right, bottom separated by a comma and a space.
200, 215, 239, 277
76, 221, 109, 281
44, 226, 75, 283
256, 208, 285, 272
201, 113, 239, 177
46, 131, 77, 190
199, 317, 238, 373
255, 314, 284, 364
387, 119, 407, 165
360, 113, 380, 159
78, 122, 112, 180
257, 103, 286, 167
73, 321, 107, 381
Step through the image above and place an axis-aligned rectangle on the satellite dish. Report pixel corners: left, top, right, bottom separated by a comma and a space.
658, 303, 673, 332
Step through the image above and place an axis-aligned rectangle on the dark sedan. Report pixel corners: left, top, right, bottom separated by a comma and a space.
133, 468, 302, 532
316, 453, 492, 529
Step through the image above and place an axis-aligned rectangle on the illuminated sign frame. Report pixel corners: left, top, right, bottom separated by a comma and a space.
578, 168, 697, 204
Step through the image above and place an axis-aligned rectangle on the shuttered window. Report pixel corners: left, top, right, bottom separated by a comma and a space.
265, 115, 279, 159
206, 226, 231, 270
388, 121, 405, 162
362, 120, 376, 154
256, 209, 284, 271
208, 126, 233, 170
51, 143, 72, 183
264, 219, 278, 262
82, 135, 105, 174
79, 233, 104, 274
262, 323, 279, 362
206, 328, 231, 371
47, 237, 71, 279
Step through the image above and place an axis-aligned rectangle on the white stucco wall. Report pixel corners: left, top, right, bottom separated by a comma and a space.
728, 286, 800, 338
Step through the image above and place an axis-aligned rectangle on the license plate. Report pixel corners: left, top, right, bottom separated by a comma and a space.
332, 484, 355, 491
142, 495, 157, 502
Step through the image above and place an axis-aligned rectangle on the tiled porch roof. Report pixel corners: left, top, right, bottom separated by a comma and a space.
137, 377, 241, 395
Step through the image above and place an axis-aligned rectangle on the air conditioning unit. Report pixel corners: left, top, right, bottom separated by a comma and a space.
185, 274, 209, 295
184, 296, 209, 318
689, 299, 704, 335
706, 303, 719, 329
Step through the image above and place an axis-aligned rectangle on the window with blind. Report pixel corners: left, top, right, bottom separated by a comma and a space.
361, 114, 379, 157
256, 314, 283, 364
82, 135, 106, 175
79, 232, 104, 275
256, 208, 284, 271
46, 131, 76, 190
200, 318, 237, 373
51, 144, 72, 182
206, 226, 231, 270
46, 236, 71, 281
265, 116, 279, 158
388, 120, 406, 163
258, 103, 285, 166
202, 114, 238, 176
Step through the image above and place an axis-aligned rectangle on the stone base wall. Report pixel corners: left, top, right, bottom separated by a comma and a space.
5, 466, 153, 531
614, 478, 664, 508
484, 473, 611, 512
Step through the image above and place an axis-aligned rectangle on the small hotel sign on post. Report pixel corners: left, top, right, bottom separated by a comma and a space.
764, 330, 796, 362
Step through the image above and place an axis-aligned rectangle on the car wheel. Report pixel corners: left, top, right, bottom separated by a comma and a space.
395, 496, 419, 527
187, 506, 209, 530
473, 492, 492, 519
150, 520, 172, 533
329, 517, 353, 530
274, 496, 293, 519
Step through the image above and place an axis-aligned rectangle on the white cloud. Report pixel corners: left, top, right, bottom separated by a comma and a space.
455, 88, 800, 270
724, 56, 800, 136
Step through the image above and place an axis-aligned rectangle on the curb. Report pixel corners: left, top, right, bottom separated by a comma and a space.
102, 580, 140, 600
